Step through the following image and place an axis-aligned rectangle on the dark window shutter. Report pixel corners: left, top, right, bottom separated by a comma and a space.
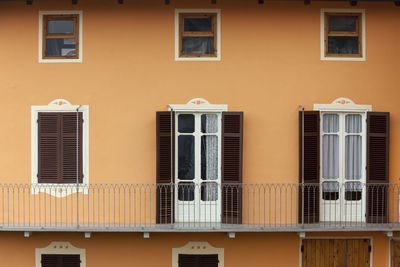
41, 254, 81, 267
156, 111, 174, 224
38, 113, 61, 183
178, 254, 218, 267
221, 112, 243, 224
38, 112, 83, 184
367, 112, 389, 223
299, 111, 320, 224
60, 113, 83, 183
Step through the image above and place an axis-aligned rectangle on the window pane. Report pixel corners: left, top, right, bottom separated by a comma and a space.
184, 17, 212, 32
346, 114, 362, 133
345, 182, 362, 201
328, 36, 359, 55
48, 20, 74, 34
329, 16, 357, 32
322, 135, 339, 179
178, 114, 194, 133
178, 135, 194, 180
323, 114, 339, 133
201, 182, 218, 201
322, 181, 339, 200
201, 135, 218, 180
45, 38, 76, 57
201, 114, 218, 133
178, 182, 195, 201
345, 135, 362, 180
182, 37, 214, 55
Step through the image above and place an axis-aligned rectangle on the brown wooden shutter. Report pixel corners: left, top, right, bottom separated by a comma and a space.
60, 113, 83, 183
38, 112, 83, 184
221, 112, 243, 224
367, 112, 389, 223
41, 254, 81, 267
156, 111, 174, 224
38, 113, 60, 183
299, 111, 320, 224
178, 254, 218, 267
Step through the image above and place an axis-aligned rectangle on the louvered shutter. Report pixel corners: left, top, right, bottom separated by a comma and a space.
156, 111, 174, 224
38, 113, 60, 183
221, 112, 243, 224
38, 112, 83, 184
178, 254, 219, 267
41, 254, 81, 267
299, 111, 320, 224
367, 112, 389, 223
60, 113, 83, 183
199, 254, 219, 267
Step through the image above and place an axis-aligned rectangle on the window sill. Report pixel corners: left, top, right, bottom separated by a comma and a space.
175, 56, 221, 61
321, 56, 365, 62
39, 58, 82, 63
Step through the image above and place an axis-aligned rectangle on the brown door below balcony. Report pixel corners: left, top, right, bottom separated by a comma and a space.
302, 239, 370, 267
391, 239, 400, 267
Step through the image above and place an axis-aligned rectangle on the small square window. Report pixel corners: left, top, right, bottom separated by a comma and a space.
175, 10, 220, 61
180, 14, 216, 57
43, 15, 79, 59
324, 13, 362, 58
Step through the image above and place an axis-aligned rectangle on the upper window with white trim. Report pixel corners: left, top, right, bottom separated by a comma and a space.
175, 9, 221, 61
321, 9, 365, 61
39, 11, 83, 63
31, 99, 89, 185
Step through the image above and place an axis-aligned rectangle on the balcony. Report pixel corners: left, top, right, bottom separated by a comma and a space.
0, 183, 397, 232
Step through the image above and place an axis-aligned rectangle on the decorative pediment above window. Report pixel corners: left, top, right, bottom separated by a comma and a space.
314, 97, 372, 111
35, 242, 86, 267
168, 98, 228, 112
172, 242, 224, 267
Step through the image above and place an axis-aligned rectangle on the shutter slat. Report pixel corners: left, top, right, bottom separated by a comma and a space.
299, 111, 320, 224
156, 111, 174, 224
222, 112, 243, 224
367, 112, 389, 223
178, 254, 218, 267
41, 254, 80, 267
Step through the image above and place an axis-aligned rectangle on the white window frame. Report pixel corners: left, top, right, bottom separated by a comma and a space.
172, 242, 224, 267
314, 97, 371, 222
169, 98, 227, 223
175, 9, 221, 61
39, 10, 83, 63
35, 241, 86, 267
31, 99, 89, 196
320, 8, 366, 61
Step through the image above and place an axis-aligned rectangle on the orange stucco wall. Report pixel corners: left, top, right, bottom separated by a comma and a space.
0, 231, 391, 267
0, 0, 399, 184
0, 0, 399, 266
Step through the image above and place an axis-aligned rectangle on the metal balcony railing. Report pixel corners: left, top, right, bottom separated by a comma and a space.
0, 183, 397, 232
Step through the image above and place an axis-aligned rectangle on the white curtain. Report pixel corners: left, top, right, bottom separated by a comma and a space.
345, 115, 362, 180
322, 114, 339, 179
203, 114, 218, 201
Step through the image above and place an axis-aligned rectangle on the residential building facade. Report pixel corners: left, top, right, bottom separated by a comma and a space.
0, 0, 399, 266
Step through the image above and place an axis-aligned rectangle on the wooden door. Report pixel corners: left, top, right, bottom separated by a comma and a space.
302, 239, 370, 267
391, 239, 400, 267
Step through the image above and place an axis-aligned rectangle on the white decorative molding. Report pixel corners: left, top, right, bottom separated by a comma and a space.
172, 242, 224, 267
169, 98, 227, 112
31, 99, 89, 196
314, 97, 372, 111
48, 99, 73, 106
187, 98, 210, 105
35, 242, 86, 267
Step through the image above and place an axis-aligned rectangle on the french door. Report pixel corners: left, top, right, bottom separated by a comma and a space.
175, 112, 221, 223
320, 112, 366, 222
